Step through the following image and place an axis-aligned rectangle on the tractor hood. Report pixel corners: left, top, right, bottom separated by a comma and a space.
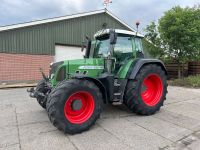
66, 58, 105, 76
50, 58, 104, 85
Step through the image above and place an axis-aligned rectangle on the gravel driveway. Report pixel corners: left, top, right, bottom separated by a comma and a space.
0, 86, 200, 150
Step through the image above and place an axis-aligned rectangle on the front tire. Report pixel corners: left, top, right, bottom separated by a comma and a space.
124, 64, 167, 115
46, 79, 103, 134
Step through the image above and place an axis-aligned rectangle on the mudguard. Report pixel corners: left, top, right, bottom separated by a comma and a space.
128, 59, 167, 79
71, 74, 108, 103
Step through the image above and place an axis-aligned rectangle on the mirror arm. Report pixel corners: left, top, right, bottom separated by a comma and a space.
85, 40, 91, 58
81, 35, 91, 58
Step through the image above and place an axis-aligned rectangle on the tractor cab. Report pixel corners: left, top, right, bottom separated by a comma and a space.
85, 29, 145, 74
93, 29, 144, 58
86, 29, 144, 74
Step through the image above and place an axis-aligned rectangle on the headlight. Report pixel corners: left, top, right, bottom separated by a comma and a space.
56, 66, 66, 81
50, 61, 64, 75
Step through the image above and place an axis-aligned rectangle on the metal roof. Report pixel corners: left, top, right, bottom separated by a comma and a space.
0, 9, 136, 32
94, 29, 144, 38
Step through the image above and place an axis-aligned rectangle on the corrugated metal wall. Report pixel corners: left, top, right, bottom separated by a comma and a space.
0, 13, 129, 55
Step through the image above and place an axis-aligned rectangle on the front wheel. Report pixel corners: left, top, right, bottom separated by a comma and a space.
46, 79, 103, 134
35, 79, 49, 109
124, 64, 167, 115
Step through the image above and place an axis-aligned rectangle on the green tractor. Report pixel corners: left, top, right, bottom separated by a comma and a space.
28, 29, 167, 134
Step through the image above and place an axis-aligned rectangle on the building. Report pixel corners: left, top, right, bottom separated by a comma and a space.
0, 9, 135, 84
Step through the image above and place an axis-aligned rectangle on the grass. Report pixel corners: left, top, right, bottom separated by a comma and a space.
168, 75, 200, 88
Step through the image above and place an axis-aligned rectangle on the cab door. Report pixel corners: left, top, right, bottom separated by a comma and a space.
113, 36, 134, 74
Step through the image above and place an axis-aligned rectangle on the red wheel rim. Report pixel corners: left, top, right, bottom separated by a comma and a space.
64, 91, 95, 124
141, 74, 163, 106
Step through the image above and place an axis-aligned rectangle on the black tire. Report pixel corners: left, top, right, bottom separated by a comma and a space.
36, 79, 48, 109
124, 64, 167, 115
46, 79, 103, 134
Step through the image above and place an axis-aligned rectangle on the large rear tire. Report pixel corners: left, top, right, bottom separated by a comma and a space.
46, 79, 103, 134
36, 79, 48, 109
124, 64, 167, 115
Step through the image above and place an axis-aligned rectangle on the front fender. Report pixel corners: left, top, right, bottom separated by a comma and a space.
71, 75, 107, 103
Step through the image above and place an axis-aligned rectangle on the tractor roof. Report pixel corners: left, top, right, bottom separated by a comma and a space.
94, 29, 144, 38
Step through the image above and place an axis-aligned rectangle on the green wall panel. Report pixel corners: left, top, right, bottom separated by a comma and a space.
0, 13, 130, 55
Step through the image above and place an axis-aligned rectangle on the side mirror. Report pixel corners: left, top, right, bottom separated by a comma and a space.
109, 29, 117, 45
81, 35, 91, 58
84, 40, 91, 58
81, 35, 91, 52
81, 42, 87, 52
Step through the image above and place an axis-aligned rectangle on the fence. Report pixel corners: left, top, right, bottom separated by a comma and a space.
188, 61, 200, 75
165, 63, 188, 79
165, 61, 200, 79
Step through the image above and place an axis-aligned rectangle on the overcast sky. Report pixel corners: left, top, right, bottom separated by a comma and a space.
0, 0, 199, 32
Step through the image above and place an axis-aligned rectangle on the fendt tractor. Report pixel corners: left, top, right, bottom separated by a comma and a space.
28, 28, 167, 134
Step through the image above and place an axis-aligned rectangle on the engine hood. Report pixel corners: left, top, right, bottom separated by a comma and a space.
50, 58, 104, 86
66, 58, 104, 76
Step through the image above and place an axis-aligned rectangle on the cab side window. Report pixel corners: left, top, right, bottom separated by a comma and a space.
134, 38, 144, 58
134, 38, 143, 52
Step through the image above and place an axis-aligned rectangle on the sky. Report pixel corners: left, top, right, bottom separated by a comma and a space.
0, 0, 199, 32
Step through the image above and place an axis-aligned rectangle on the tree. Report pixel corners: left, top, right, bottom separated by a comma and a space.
143, 21, 164, 58
158, 5, 200, 78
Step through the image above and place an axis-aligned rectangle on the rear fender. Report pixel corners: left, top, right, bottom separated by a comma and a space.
128, 59, 168, 79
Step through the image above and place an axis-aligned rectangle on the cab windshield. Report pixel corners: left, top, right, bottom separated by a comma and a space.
92, 35, 110, 58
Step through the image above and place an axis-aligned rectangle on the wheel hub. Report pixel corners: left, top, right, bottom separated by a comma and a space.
71, 99, 82, 111
141, 74, 163, 106
64, 91, 95, 124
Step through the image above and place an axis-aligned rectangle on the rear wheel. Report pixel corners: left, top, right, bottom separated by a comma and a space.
124, 64, 167, 115
46, 79, 103, 134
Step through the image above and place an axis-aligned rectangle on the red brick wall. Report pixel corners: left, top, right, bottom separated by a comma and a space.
0, 53, 53, 83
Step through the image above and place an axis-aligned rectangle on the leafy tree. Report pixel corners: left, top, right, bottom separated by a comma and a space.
158, 5, 200, 78
143, 21, 164, 58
